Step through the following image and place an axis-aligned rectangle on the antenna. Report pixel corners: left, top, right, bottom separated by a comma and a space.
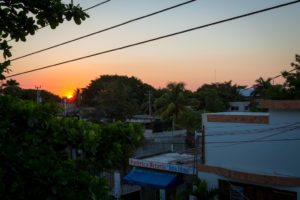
35, 85, 42, 103
214, 69, 216, 83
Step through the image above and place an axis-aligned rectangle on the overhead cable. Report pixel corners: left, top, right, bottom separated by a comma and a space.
271, 68, 297, 81
6, 0, 300, 78
83, 0, 111, 11
7, 0, 112, 42
10, 0, 195, 62
151, 138, 300, 145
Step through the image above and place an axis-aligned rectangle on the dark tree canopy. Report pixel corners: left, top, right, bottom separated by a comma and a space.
0, 0, 89, 79
259, 54, 300, 100
0, 3, 147, 199
196, 81, 246, 110
154, 82, 187, 121
82, 75, 154, 121
251, 77, 272, 99
281, 54, 300, 99
0, 79, 61, 102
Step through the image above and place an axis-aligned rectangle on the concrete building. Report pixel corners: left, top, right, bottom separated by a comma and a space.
124, 152, 197, 200
107, 129, 199, 200
199, 100, 300, 200
228, 101, 250, 112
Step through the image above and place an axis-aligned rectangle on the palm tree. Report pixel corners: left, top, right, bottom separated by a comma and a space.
154, 82, 187, 151
251, 77, 272, 99
154, 82, 187, 134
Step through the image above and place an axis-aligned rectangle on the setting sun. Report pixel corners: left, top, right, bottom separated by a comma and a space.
62, 90, 75, 99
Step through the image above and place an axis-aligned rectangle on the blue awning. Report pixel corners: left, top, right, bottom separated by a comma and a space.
123, 168, 181, 189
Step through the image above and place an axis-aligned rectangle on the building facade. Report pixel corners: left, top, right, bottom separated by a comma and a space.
199, 100, 300, 200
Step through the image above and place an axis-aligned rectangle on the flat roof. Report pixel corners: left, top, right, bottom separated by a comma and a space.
206, 112, 269, 124
143, 153, 194, 165
207, 112, 269, 116
260, 100, 300, 109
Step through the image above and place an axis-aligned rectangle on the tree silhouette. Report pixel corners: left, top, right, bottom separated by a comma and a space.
251, 77, 272, 99
1, 79, 20, 88
154, 82, 187, 128
282, 54, 300, 99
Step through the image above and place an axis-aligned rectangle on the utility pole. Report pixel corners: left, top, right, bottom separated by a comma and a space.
148, 90, 151, 117
171, 113, 175, 152
201, 125, 206, 164
62, 97, 67, 116
214, 69, 216, 83
35, 85, 42, 103
77, 89, 82, 120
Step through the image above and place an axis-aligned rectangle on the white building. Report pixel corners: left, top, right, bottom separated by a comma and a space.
199, 100, 300, 200
228, 101, 250, 112
124, 152, 196, 200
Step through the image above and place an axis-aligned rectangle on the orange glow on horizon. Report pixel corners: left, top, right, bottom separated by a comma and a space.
61, 90, 75, 99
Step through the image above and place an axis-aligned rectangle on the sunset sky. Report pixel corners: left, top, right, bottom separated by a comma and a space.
4, 0, 300, 97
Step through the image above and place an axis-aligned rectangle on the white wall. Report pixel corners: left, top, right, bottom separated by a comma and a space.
202, 110, 300, 177
228, 102, 250, 112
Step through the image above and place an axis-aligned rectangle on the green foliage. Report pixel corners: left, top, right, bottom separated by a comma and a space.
177, 108, 203, 134
260, 54, 300, 100
265, 85, 290, 100
281, 54, 300, 99
196, 81, 246, 110
251, 77, 272, 99
191, 179, 220, 200
154, 82, 189, 131
202, 89, 226, 112
99, 122, 144, 170
154, 82, 187, 120
82, 75, 154, 121
176, 178, 221, 200
0, 0, 89, 79
0, 96, 143, 199
154, 82, 204, 131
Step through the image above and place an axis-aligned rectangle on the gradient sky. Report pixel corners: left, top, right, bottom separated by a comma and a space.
4, 0, 300, 97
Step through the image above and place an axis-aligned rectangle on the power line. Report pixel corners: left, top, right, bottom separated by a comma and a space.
208, 138, 300, 144
271, 68, 297, 81
144, 122, 300, 138
205, 122, 300, 137
150, 138, 300, 145
9, 0, 195, 62
6, 0, 300, 78
7, 0, 112, 42
83, 0, 111, 12
214, 126, 300, 148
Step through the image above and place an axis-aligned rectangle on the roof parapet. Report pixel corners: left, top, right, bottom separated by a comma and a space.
260, 100, 300, 109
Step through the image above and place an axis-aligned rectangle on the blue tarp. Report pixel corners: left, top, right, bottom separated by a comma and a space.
123, 168, 181, 189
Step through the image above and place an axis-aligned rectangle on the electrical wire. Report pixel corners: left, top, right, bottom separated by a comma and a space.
83, 0, 111, 11
270, 68, 297, 81
6, 0, 300, 78
6, 0, 112, 42
205, 122, 300, 137
146, 125, 300, 145
151, 138, 300, 145
211, 126, 300, 148
9, 0, 195, 62
142, 122, 300, 138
